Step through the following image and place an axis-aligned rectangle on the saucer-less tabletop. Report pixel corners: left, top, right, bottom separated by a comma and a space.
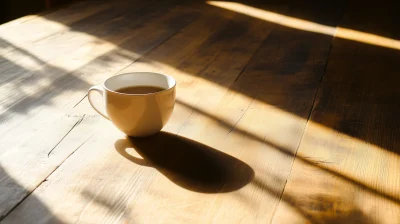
0, 0, 399, 223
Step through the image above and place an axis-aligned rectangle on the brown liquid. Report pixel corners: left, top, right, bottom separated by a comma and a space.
115, 85, 165, 94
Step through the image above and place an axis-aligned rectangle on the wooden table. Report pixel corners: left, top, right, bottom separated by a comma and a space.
1, 0, 399, 223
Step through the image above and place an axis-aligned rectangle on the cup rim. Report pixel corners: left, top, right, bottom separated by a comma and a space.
103, 72, 176, 96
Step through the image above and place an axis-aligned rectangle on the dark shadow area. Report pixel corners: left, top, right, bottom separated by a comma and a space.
0, 166, 61, 223
115, 132, 254, 193
334, 0, 400, 39
210, 0, 399, 40
0, 0, 45, 24
0, 0, 86, 24
251, 178, 376, 224
225, 0, 347, 27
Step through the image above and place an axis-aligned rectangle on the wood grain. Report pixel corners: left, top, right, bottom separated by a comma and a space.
0, 0, 149, 77
272, 0, 400, 223
0, 0, 195, 133
0, 0, 199, 219
0, 0, 112, 65
2, 2, 282, 223
1, 0, 399, 223
0, 0, 111, 33
1, 0, 346, 223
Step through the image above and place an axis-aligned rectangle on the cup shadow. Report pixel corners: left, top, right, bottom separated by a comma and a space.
114, 132, 254, 193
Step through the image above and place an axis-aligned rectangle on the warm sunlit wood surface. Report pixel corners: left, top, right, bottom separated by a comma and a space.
0, 0, 399, 223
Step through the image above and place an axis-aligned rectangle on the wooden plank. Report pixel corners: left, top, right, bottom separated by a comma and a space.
0, 0, 112, 41
3, 1, 344, 223
0, 0, 197, 169
272, 0, 400, 223
0, 0, 110, 32
1, 121, 127, 223
2, 2, 279, 222
0, 0, 148, 77
0, 0, 154, 84
176, 2, 343, 222
0, 0, 112, 60
0, 112, 94, 219
0, 0, 196, 135
0, 15, 39, 32
0, 1, 199, 219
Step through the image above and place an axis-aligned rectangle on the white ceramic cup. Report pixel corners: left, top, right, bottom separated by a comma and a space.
88, 72, 176, 137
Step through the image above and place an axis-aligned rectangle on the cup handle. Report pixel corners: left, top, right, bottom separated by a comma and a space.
88, 85, 109, 120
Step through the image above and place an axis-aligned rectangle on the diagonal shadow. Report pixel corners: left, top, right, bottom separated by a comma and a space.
0, 0, 198, 135
0, 165, 63, 223
36, 0, 400, 155
0, 1, 201, 218
1, 0, 399, 222
176, 99, 400, 206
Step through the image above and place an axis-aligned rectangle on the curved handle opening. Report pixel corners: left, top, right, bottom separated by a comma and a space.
87, 85, 109, 120
114, 139, 149, 166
